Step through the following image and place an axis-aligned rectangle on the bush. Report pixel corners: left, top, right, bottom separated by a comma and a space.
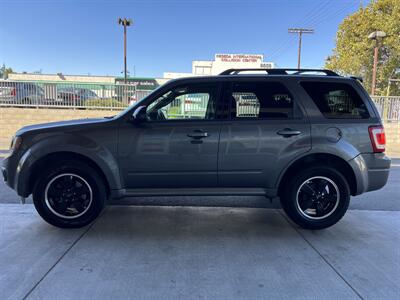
85, 98, 127, 108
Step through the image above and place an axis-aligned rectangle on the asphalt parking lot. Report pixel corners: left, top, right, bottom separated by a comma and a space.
0, 158, 399, 299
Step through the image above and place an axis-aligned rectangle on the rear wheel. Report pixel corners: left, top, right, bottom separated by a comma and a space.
280, 166, 350, 229
33, 160, 106, 228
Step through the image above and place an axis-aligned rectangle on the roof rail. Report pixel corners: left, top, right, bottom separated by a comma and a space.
219, 68, 340, 76
349, 76, 363, 83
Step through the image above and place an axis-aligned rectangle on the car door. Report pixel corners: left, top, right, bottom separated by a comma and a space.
218, 78, 311, 190
118, 81, 222, 189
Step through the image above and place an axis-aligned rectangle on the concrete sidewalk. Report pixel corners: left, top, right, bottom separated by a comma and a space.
0, 205, 399, 300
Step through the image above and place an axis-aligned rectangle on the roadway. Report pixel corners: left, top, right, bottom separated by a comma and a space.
0, 158, 399, 299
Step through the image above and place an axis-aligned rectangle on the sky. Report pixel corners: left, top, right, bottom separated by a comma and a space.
0, 0, 364, 78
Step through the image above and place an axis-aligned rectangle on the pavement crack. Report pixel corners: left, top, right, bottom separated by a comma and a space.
22, 214, 101, 300
277, 209, 365, 300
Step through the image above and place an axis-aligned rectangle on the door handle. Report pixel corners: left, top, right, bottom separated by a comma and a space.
187, 130, 209, 139
277, 128, 302, 137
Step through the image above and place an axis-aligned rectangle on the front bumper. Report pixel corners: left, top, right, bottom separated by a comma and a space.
349, 153, 391, 195
2, 150, 31, 196
1, 166, 7, 183
2, 154, 15, 190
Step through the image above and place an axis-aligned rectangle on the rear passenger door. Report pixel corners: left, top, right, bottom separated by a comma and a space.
218, 79, 311, 190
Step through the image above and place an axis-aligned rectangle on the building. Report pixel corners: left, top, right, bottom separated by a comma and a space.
8, 73, 168, 87
7, 53, 275, 87
164, 53, 275, 79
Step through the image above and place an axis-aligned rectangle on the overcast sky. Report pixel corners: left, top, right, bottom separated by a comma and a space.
0, 0, 363, 78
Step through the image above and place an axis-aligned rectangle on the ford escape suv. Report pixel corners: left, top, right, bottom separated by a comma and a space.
2, 69, 391, 229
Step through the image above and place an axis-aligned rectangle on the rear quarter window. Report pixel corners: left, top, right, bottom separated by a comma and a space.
301, 81, 370, 119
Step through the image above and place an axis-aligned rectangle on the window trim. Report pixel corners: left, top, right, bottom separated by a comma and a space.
143, 82, 223, 123
300, 80, 371, 120
225, 80, 302, 121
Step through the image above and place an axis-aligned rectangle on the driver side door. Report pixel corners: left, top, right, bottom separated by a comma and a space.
118, 82, 222, 189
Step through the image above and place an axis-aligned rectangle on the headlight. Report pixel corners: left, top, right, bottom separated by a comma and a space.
10, 136, 22, 152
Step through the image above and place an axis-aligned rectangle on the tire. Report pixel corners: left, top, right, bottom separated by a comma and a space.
280, 166, 350, 230
32, 160, 106, 228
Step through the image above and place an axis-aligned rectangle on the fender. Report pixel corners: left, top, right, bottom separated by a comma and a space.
275, 139, 362, 193
15, 133, 121, 197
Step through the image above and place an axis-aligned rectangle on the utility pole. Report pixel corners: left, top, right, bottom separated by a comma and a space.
118, 17, 133, 83
288, 28, 314, 69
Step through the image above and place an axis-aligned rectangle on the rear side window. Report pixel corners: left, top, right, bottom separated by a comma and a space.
301, 82, 369, 119
230, 82, 293, 119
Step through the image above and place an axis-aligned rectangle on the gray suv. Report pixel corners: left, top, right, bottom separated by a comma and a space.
2, 69, 391, 229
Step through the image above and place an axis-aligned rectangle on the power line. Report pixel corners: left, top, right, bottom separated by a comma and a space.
288, 28, 314, 69
268, 1, 331, 61
269, 1, 357, 65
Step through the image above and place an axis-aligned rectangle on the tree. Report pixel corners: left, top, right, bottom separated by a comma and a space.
0, 64, 14, 79
326, 0, 400, 96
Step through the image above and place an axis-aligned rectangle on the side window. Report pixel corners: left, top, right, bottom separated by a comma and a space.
230, 82, 294, 119
146, 83, 218, 121
301, 82, 370, 119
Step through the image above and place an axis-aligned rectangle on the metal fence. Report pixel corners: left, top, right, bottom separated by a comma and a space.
371, 96, 400, 121
1, 80, 400, 120
0, 80, 153, 109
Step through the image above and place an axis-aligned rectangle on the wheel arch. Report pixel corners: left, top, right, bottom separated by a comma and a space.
277, 153, 357, 197
28, 151, 112, 197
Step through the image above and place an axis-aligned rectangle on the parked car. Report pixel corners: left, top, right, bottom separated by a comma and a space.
2, 68, 391, 229
57, 87, 98, 105
0, 81, 45, 104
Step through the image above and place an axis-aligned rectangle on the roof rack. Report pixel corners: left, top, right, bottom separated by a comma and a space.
219, 68, 340, 76
349, 76, 363, 83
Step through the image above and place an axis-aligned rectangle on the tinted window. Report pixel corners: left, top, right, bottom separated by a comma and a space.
230, 82, 293, 119
146, 83, 218, 121
301, 82, 369, 119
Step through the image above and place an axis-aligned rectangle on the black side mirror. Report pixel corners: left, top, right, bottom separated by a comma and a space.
131, 105, 147, 123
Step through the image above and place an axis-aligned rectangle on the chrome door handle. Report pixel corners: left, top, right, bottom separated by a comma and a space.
277, 128, 302, 137
187, 130, 209, 139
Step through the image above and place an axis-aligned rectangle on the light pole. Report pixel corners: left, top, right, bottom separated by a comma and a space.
368, 30, 386, 95
118, 17, 133, 83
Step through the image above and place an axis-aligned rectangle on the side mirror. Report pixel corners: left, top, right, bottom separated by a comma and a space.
131, 105, 147, 123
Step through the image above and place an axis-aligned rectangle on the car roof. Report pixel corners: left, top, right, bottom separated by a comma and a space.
167, 74, 355, 85
165, 68, 362, 85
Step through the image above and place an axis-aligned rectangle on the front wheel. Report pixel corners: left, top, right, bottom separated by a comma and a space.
280, 166, 350, 230
33, 160, 106, 228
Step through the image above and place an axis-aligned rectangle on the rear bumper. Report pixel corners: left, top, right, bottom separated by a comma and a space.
349, 153, 391, 195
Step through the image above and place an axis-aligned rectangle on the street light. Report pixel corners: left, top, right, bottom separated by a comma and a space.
118, 17, 133, 83
368, 30, 386, 95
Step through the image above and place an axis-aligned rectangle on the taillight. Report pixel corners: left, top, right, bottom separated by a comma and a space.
11, 88, 16, 96
368, 126, 386, 153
